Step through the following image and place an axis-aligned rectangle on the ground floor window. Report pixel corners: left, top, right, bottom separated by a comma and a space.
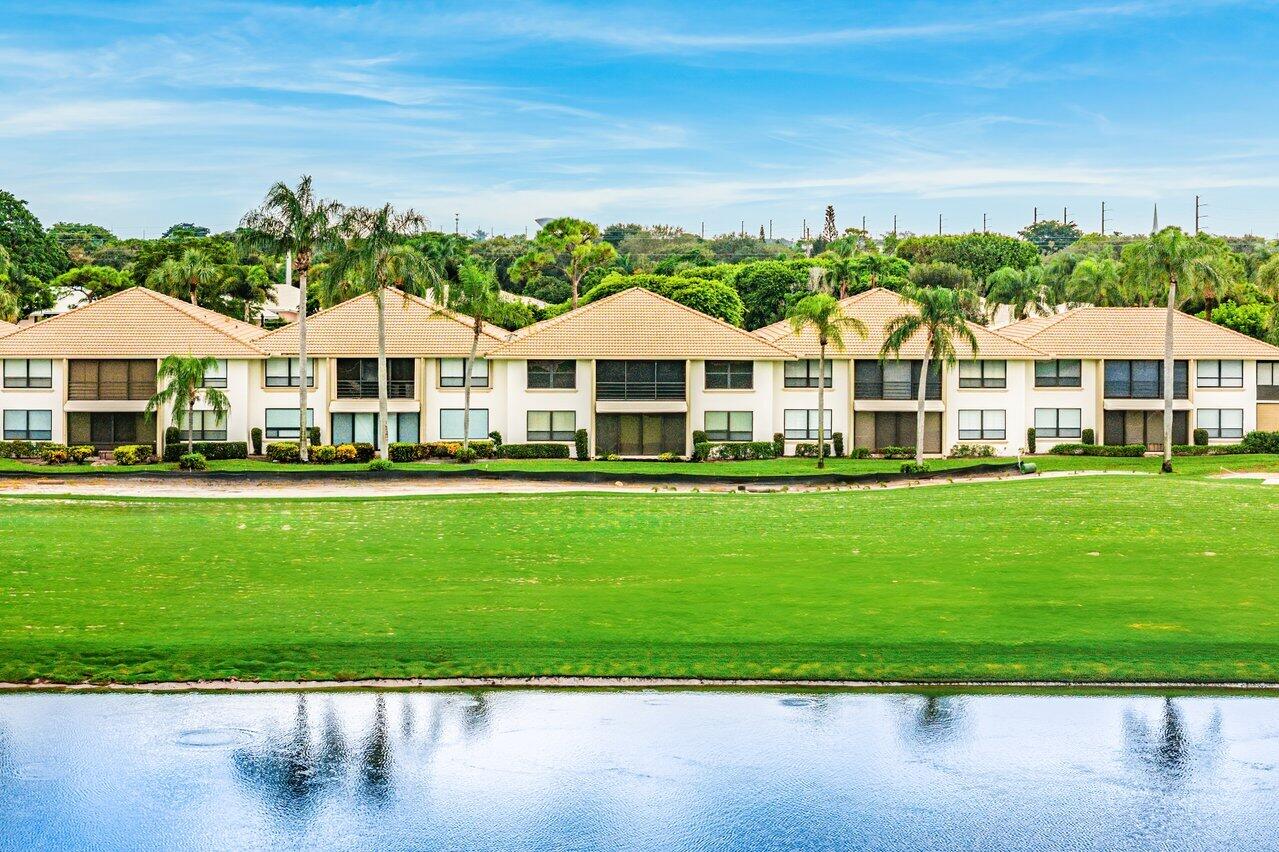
389, 412, 419, 444
705, 411, 753, 441
264, 408, 314, 439
177, 410, 227, 442
440, 408, 489, 440
3, 409, 52, 441
67, 412, 152, 449
1197, 408, 1244, 439
958, 409, 1006, 440
332, 412, 379, 446
527, 410, 575, 441
1033, 408, 1081, 439
1103, 409, 1188, 447
595, 413, 685, 456
783, 409, 831, 440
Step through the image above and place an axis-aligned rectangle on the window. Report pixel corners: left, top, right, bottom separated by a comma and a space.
440, 408, 489, 440
1104, 360, 1188, 398
3, 359, 53, 389
331, 412, 379, 446
705, 411, 753, 441
1261, 362, 1279, 400
200, 360, 228, 388
389, 412, 419, 444
527, 410, 576, 441
527, 360, 575, 389
958, 409, 1006, 440
177, 410, 227, 441
264, 408, 314, 439
1033, 408, 1082, 439
440, 358, 488, 388
3, 410, 52, 441
265, 358, 315, 388
336, 358, 414, 398
705, 360, 753, 390
784, 360, 833, 388
1198, 408, 1244, 439
1196, 359, 1243, 388
1034, 359, 1082, 388
958, 360, 1006, 389
783, 409, 831, 440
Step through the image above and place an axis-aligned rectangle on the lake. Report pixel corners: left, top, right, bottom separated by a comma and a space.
1, 690, 1277, 850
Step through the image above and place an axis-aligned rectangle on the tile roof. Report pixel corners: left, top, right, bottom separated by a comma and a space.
0, 319, 16, 336
1000, 306, 1279, 358
489, 287, 794, 360
0, 287, 269, 357
255, 288, 510, 357
754, 288, 1046, 359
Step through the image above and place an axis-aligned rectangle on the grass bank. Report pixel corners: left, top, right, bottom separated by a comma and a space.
2, 475, 1278, 684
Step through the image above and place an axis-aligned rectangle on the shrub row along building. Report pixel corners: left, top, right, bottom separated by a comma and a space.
1, 285, 1276, 456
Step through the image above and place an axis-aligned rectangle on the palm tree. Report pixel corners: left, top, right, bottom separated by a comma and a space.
146, 355, 231, 456
1067, 256, 1126, 306
240, 176, 343, 462
785, 292, 867, 469
880, 286, 979, 466
1256, 255, 1279, 337
1186, 252, 1243, 323
0, 245, 17, 323
819, 240, 861, 299
986, 265, 1049, 320
322, 205, 435, 460
432, 260, 506, 452
146, 249, 220, 306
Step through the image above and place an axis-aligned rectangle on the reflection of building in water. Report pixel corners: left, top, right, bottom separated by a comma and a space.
1122, 698, 1223, 785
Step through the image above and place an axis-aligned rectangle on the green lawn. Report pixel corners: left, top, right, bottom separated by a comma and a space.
3, 474, 1279, 684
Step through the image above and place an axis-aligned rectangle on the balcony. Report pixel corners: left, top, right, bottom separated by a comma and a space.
854, 380, 942, 401
596, 360, 686, 401
1103, 380, 1189, 400
336, 379, 415, 399
336, 358, 414, 400
68, 360, 156, 401
596, 380, 686, 401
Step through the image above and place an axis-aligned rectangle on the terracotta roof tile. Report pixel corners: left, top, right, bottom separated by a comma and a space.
0, 319, 16, 336
1000, 306, 1279, 358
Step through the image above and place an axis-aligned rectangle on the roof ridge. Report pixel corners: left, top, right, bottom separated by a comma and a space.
1007, 307, 1082, 340
1170, 305, 1279, 352
630, 287, 796, 356
397, 288, 510, 342
136, 288, 268, 351
971, 320, 1051, 357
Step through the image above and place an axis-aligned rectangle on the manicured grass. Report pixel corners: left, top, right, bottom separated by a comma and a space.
3, 474, 1279, 684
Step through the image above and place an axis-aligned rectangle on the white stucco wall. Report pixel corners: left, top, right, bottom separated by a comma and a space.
771, 358, 851, 449
688, 359, 778, 443
501, 359, 592, 446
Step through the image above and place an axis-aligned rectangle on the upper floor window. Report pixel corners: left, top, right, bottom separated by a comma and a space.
201, 360, 227, 388
440, 358, 488, 388
1034, 359, 1081, 388
3, 359, 53, 389
1104, 360, 1188, 399
337, 358, 414, 398
958, 360, 1006, 389
1260, 362, 1279, 400
265, 358, 315, 388
596, 360, 685, 400
784, 359, 832, 389
527, 359, 575, 390
705, 360, 753, 390
1196, 359, 1243, 388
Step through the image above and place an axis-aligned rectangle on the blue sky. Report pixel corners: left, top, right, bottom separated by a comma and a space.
2, 0, 1278, 239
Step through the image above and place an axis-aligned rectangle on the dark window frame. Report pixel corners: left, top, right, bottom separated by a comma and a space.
265, 358, 316, 388
784, 359, 833, 389
440, 358, 489, 389
1034, 359, 1082, 388
1196, 359, 1244, 389
958, 409, 1006, 441
1033, 407, 1082, 439
783, 408, 832, 440
527, 410, 576, 441
2, 359, 53, 389
264, 407, 314, 439
958, 360, 1007, 389
527, 359, 576, 390
177, 409, 228, 442
705, 410, 753, 442
705, 360, 754, 390
440, 408, 490, 440
2, 409, 53, 441
1197, 408, 1245, 439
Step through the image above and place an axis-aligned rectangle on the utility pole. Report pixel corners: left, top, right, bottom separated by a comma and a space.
982, 213, 987, 233
1194, 195, 1203, 235
802, 218, 807, 239
861, 215, 867, 232
700, 221, 705, 239
454, 213, 459, 235
1062, 206, 1068, 225
768, 219, 773, 240
892, 214, 897, 237
740, 219, 745, 237
1033, 206, 1038, 225
1100, 201, 1107, 235
938, 213, 943, 236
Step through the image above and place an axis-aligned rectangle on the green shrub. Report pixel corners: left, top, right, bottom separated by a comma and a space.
900, 461, 930, 475
455, 446, 478, 463
308, 427, 321, 447
1193, 428, 1209, 447
70, 445, 96, 464
497, 443, 571, 459
0, 440, 45, 459
164, 425, 180, 452
1081, 428, 1095, 445
694, 441, 777, 462
352, 442, 376, 463
669, 278, 745, 326
848, 446, 871, 459
266, 442, 301, 463
948, 443, 996, 459
1173, 444, 1246, 456
488, 430, 503, 446
832, 432, 845, 458
1241, 430, 1279, 454
113, 445, 150, 466
691, 430, 708, 448
794, 442, 832, 458
311, 445, 337, 464
1049, 443, 1145, 457
368, 458, 394, 471
178, 452, 208, 471
163, 441, 247, 463
773, 432, 785, 458
880, 446, 915, 460
574, 429, 589, 461
388, 442, 417, 463
250, 427, 263, 455
41, 444, 95, 465
1026, 427, 1037, 454
335, 444, 358, 463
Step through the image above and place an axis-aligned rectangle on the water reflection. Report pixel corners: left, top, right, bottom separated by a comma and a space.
897, 693, 967, 749
1122, 698, 1223, 786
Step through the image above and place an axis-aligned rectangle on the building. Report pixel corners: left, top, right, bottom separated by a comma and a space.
2, 284, 1277, 457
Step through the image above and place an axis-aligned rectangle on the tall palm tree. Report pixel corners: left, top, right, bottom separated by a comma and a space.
145, 354, 231, 455
322, 205, 435, 460
1067, 256, 1126, 306
432, 260, 506, 452
240, 177, 343, 462
1123, 227, 1221, 472
785, 292, 868, 469
880, 286, 979, 467
1186, 252, 1243, 323
147, 249, 220, 306
986, 265, 1049, 320
819, 240, 861, 299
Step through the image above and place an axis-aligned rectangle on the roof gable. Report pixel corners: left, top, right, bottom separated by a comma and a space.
0, 319, 16, 337
1001, 307, 1279, 359
755, 288, 1045, 359
0, 287, 269, 358
489, 287, 793, 360
255, 288, 510, 357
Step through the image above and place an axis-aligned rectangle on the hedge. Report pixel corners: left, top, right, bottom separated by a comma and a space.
163, 441, 247, 463
1049, 443, 1146, 457
575, 429, 589, 461
113, 445, 151, 466
266, 442, 301, 463
387, 441, 499, 462
1241, 430, 1279, 453
0, 440, 48, 459
879, 446, 916, 460
948, 443, 996, 459
39, 444, 96, 465
692, 441, 776, 462
793, 442, 833, 458
497, 442, 571, 459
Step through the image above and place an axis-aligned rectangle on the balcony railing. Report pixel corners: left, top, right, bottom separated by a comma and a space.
854, 380, 941, 401
336, 379, 414, 399
68, 381, 155, 401
596, 380, 686, 401
1104, 380, 1188, 399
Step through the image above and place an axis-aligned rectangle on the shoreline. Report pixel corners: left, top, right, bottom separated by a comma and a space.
3, 675, 1279, 694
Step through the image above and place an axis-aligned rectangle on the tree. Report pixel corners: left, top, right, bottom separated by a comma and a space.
1256, 255, 1279, 336
853, 253, 911, 290
48, 222, 117, 260
221, 264, 272, 322
0, 190, 68, 315
1184, 250, 1244, 323
1203, 300, 1272, 341
786, 292, 867, 469
907, 261, 974, 290
1067, 256, 1126, 306
146, 355, 231, 455
880, 286, 979, 466
896, 234, 1038, 282
734, 261, 809, 328
1019, 219, 1084, 254
509, 217, 617, 309
163, 223, 211, 239
986, 265, 1049, 320
820, 205, 838, 242
432, 260, 505, 452
670, 278, 744, 325
50, 265, 127, 302
323, 204, 435, 460
146, 248, 221, 305
240, 176, 343, 462
818, 239, 861, 299
0, 246, 16, 322
1122, 227, 1223, 472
